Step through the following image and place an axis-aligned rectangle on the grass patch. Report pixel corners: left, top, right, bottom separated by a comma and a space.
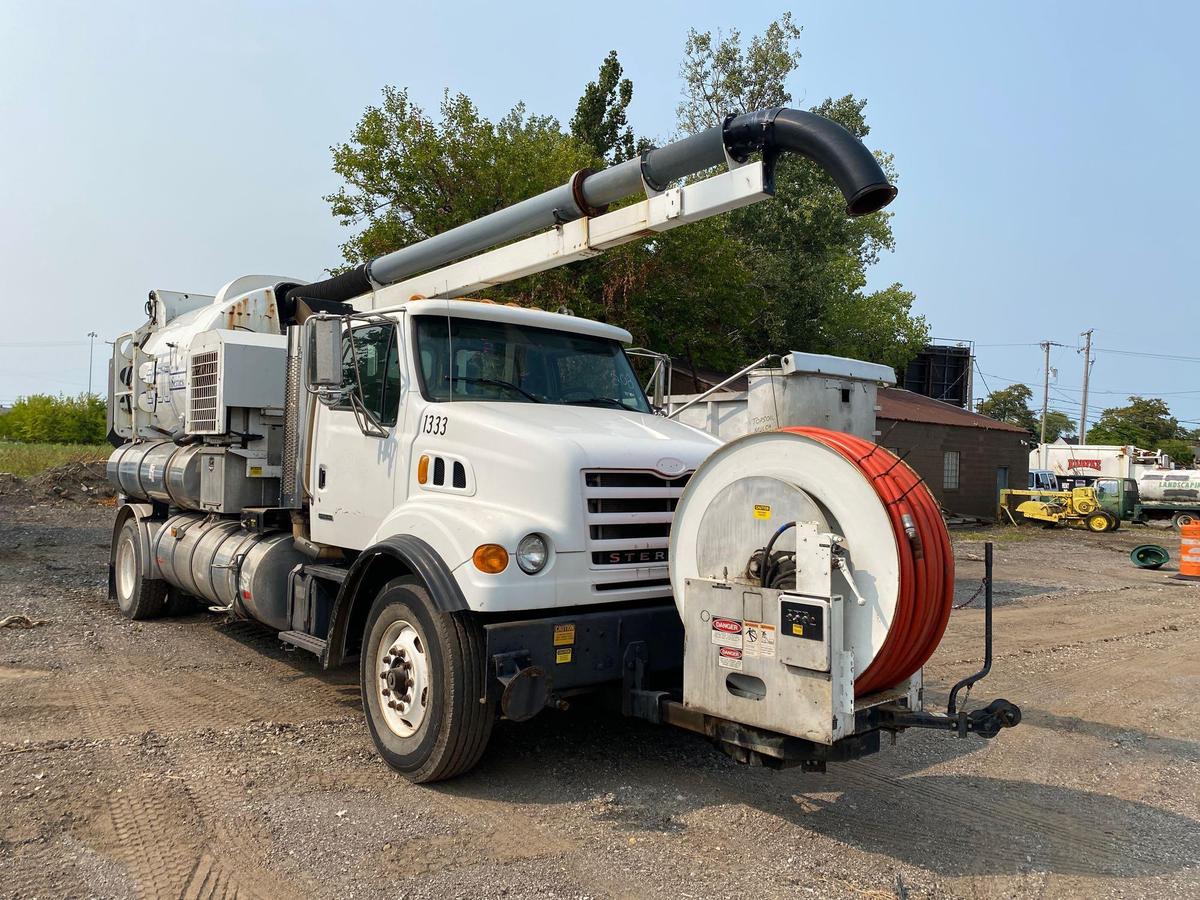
0, 441, 110, 477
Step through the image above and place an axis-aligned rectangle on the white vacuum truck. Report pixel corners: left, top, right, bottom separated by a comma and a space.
106, 107, 1019, 781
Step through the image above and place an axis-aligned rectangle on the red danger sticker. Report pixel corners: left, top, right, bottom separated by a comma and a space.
717, 645, 744, 670
712, 618, 742, 634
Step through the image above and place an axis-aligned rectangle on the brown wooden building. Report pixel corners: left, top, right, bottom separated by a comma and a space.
877, 388, 1030, 521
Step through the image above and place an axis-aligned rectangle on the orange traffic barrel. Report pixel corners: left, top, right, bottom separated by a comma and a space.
1178, 522, 1200, 580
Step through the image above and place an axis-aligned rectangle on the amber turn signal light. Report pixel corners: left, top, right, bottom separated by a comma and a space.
417, 455, 430, 484
472, 544, 509, 574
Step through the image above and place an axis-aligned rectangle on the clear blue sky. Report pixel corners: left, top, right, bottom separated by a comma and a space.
2, 2, 1197, 428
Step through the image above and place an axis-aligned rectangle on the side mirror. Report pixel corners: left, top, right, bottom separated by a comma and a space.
306, 317, 343, 388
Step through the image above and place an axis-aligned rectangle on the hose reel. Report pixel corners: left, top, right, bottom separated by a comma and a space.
670, 427, 953, 700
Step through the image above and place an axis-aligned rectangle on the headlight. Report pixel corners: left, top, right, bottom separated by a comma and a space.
516, 533, 548, 574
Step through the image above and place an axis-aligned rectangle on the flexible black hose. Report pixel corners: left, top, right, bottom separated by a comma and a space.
760, 521, 797, 587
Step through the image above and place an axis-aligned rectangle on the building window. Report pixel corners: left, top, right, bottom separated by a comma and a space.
943, 451, 960, 490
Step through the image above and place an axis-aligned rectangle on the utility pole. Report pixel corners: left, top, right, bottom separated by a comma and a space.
87, 331, 99, 395
1079, 329, 1093, 445
1040, 340, 1051, 468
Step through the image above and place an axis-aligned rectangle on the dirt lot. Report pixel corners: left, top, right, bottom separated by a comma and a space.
1, 489, 1197, 900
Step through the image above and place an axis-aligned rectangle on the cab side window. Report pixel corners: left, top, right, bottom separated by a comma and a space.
337, 323, 403, 426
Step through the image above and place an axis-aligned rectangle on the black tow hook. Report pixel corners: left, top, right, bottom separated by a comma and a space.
876, 698, 1022, 739
875, 540, 1023, 740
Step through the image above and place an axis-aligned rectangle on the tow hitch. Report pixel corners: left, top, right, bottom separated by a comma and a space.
875, 541, 1022, 739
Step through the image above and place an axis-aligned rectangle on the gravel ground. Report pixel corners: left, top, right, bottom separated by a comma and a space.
0, 490, 1197, 899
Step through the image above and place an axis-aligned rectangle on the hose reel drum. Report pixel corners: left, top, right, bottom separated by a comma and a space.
669, 428, 952, 744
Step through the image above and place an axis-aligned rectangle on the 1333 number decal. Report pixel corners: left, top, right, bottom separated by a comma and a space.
421, 413, 448, 435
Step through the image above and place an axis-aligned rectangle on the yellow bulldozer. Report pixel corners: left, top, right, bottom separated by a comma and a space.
999, 486, 1119, 533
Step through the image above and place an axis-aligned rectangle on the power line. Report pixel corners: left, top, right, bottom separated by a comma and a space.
977, 369, 1200, 398
1095, 348, 1200, 363
978, 342, 1200, 362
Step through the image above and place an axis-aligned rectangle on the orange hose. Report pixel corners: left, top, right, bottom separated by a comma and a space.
781, 427, 954, 696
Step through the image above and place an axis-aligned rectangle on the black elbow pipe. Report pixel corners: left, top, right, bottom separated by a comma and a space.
723, 108, 897, 217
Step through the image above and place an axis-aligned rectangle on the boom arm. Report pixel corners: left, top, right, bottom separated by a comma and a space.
282, 107, 896, 309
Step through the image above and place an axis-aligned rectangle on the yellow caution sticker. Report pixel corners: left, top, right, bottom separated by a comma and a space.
555, 647, 573, 664
249, 466, 263, 477
753, 504, 772, 520
553, 623, 575, 647
791, 623, 805, 637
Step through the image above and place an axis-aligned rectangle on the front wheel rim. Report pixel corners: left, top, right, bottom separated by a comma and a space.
376, 618, 430, 738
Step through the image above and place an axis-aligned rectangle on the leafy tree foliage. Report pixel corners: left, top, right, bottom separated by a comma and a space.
326, 89, 595, 267
0, 394, 106, 444
1087, 396, 1194, 459
976, 384, 1037, 432
325, 18, 927, 374
1039, 410, 1076, 443
676, 12, 803, 135
976, 385, 1074, 440
1156, 439, 1196, 467
674, 21, 928, 367
570, 51, 640, 164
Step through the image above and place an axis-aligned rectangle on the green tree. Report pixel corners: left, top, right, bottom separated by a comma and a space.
976, 384, 1037, 432
1039, 409, 1076, 443
1156, 438, 1196, 467
325, 15, 927, 374
325, 89, 595, 267
0, 394, 106, 444
674, 18, 928, 368
676, 12, 803, 135
570, 51, 639, 164
1087, 396, 1185, 448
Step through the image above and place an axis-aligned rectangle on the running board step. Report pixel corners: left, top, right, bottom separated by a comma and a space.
302, 563, 349, 584
278, 630, 327, 656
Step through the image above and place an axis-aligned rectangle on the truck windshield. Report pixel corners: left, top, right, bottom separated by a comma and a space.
414, 315, 651, 413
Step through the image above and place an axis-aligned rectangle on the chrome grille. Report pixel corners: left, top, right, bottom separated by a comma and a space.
582, 470, 690, 569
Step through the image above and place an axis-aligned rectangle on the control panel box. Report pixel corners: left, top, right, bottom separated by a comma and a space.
681, 577, 852, 744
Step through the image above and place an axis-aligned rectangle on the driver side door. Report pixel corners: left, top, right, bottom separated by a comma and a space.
310, 319, 408, 550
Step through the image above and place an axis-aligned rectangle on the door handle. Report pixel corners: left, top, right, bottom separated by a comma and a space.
318, 465, 327, 489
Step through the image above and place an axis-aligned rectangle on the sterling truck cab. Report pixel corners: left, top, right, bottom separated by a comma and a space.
309, 299, 718, 609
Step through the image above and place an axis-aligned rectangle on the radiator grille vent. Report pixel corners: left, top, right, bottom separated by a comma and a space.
188, 350, 221, 434
582, 469, 691, 574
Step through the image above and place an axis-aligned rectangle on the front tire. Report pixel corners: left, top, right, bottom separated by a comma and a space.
113, 519, 167, 620
360, 577, 494, 783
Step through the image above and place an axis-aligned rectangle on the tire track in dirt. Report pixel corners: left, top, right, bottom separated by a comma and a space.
70, 665, 356, 742
103, 780, 204, 899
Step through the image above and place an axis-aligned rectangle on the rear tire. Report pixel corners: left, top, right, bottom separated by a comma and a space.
360, 577, 494, 783
1172, 511, 1196, 531
1086, 512, 1115, 533
113, 519, 167, 620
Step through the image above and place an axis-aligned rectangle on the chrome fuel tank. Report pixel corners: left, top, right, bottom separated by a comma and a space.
152, 512, 305, 631
107, 441, 202, 508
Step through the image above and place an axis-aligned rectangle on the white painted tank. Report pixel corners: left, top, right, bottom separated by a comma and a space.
112, 275, 294, 439
1137, 470, 1200, 503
